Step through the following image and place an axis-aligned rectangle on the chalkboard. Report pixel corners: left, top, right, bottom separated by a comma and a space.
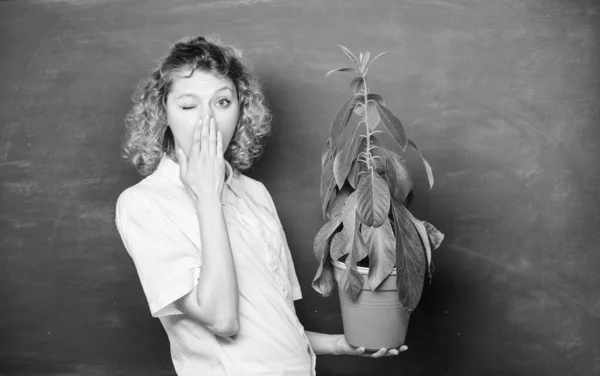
1, 0, 599, 375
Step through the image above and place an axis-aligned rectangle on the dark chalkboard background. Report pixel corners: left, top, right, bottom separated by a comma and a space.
1, 1, 599, 375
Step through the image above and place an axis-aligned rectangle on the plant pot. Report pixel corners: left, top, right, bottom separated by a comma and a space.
332, 258, 410, 351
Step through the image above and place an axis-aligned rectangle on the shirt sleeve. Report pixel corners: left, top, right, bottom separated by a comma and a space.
258, 183, 303, 301
115, 189, 202, 317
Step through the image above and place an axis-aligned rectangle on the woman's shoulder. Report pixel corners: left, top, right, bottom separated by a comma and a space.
116, 177, 163, 212
236, 172, 269, 197
235, 173, 279, 213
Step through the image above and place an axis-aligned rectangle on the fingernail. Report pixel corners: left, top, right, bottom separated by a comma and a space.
400, 345, 408, 351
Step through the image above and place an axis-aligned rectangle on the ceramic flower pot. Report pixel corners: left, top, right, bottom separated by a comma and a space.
332, 258, 410, 351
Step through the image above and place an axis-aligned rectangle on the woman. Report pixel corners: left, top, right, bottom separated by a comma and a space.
115, 35, 406, 376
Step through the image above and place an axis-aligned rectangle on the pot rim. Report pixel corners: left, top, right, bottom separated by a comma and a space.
331, 258, 397, 276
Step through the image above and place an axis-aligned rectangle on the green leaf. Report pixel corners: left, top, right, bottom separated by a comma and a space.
360, 50, 371, 71
364, 52, 390, 72
381, 149, 413, 204
328, 96, 358, 153
353, 102, 365, 116
326, 184, 352, 220
352, 103, 365, 116
424, 221, 444, 250
391, 199, 426, 313
365, 100, 381, 130
353, 94, 385, 117
320, 143, 336, 219
340, 215, 369, 264
404, 210, 432, 276
337, 246, 364, 302
334, 193, 368, 262
321, 139, 332, 168
339, 45, 359, 65
341, 191, 358, 234
330, 231, 349, 261
367, 93, 385, 106
370, 133, 383, 146
356, 168, 390, 228
376, 103, 408, 151
362, 219, 396, 290
321, 178, 336, 220
313, 214, 343, 264
325, 67, 357, 78
408, 140, 434, 189
342, 193, 368, 261
333, 127, 365, 189
347, 160, 361, 189
356, 94, 385, 106
371, 154, 385, 174
313, 257, 335, 297
350, 77, 365, 95
312, 213, 344, 296
352, 213, 369, 261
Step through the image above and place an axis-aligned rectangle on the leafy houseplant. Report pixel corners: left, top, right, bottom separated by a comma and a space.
311, 46, 444, 349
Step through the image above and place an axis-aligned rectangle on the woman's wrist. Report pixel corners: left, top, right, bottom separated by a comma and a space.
330, 334, 345, 355
305, 331, 344, 355
195, 199, 227, 235
195, 197, 223, 215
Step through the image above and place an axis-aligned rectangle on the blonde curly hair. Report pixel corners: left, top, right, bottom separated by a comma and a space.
122, 35, 273, 176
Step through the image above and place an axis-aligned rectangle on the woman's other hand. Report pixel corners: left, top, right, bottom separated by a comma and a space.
333, 334, 407, 358
177, 114, 225, 206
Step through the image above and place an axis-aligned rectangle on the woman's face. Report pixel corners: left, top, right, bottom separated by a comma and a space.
165, 70, 240, 158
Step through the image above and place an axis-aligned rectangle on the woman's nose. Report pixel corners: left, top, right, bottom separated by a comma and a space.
197, 104, 214, 121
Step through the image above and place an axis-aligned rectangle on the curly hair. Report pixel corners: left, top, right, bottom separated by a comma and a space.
122, 35, 273, 177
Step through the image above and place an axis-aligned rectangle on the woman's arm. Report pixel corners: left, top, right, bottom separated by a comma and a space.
174, 201, 239, 337
305, 331, 407, 357
173, 116, 239, 337
305, 331, 342, 355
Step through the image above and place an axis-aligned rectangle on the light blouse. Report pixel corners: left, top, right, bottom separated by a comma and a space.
115, 153, 316, 375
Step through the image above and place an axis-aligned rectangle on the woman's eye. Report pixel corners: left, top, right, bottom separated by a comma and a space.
181, 105, 195, 110
216, 99, 231, 108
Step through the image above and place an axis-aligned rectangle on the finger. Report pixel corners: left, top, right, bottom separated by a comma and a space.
385, 345, 407, 356
216, 130, 223, 156
191, 118, 202, 158
208, 117, 216, 156
200, 114, 210, 154
371, 348, 387, 358
355, 347, 365, 355
177, 149, 187, 176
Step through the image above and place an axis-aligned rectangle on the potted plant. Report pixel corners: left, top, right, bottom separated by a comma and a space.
311, 45, 445, 350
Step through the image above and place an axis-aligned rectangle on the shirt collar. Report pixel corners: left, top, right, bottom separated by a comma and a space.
155, 153, 242, 198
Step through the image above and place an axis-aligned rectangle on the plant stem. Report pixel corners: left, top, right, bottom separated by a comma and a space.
361, 74, 373, 170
